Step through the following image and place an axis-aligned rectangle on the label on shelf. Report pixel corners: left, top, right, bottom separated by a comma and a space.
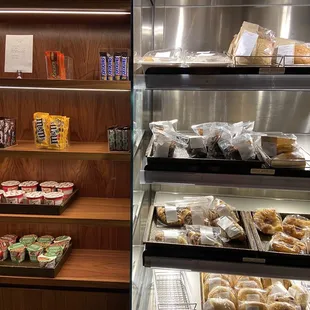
250, 168, 275, 175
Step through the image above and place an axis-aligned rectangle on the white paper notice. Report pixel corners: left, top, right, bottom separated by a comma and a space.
155, 51, 171, 58
5, 35, 33, 73
235, 31, 259, 56
277, 44, 295, 65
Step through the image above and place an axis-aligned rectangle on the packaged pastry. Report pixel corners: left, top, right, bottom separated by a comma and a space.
141, 48, 182, 63
269, 232, 306, 254
237, 288, 266, 303
261, 135, 297, 157
156, 203, 191, 227
44, 192, 64, 205
203, 273, 233, 286
45, 51, 65, 80
232, 133, 255, 161
228, 21, 276, 66
8, 243, 26, 263
288, 285, 309, 310
208, 286, 237, 306
238, 301, 268, 310
282, 215, 310, 240
33, 112, 50, 148
184, 51, 232, 66
48, 115, 70, 150
301, 230, 310, 253
25, 191, 44, 205
27, 244, 43, 262
253, 209, 283, 235
213, 216, 245, 241
20, 235, 36, 247
211, 199, 239, 223
237, 277, 263, 289
271, 151, 306, 169
38, 254, 57, 268
149, 119, 178, 133
40, 181, 59, 193
186, 135, 208, 158
204, 277, 231, 297
218, 139, 242, 160
154, 229, 187, 244
186, 225, 222, 247
4, 190, 25, 204
19, 181, 38, 193
235, 280, 263, 291
56, 182, 74, 198
1, 180, 20, 192
203, 298, 236, 310
53, 235, 71, 249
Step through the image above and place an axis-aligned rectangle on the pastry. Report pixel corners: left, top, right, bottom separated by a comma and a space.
269, 302, 298, 310
238, 301, 268, 310
272, 152, 306, 168
253, 209, 283, 235
154, 230, 187, 245
237, 277, 263, 289
203, 273, 233, 286
288, 285, 309, 310
187, 226, 222, 247
156, 206, 191, 226
203, 298, 236, 310
208, 287, 237, 306
204, 278, 231, 297
283, 215, 310, 239
212, 199, 239, 223
262, 279, 292, 290
235, 280, 262, 290
261, 136, 297, 157
213, 216, 245, 241
270, 232, 306, 254
238, 288, 266, 303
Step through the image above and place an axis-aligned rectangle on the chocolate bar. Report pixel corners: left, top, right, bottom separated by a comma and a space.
121, 53, 129, 80
121, 126, 130, 151
114, 53, 122, 81
115, 128, 123, 151
99, 52, 107, 81
107, 54, 114, 81
108, 127, 116, 151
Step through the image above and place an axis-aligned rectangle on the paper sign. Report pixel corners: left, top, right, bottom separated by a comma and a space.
235, 31, 259, 56
5, 35, 33, 73
277, 44, 295, 65
155, 51, 171, 58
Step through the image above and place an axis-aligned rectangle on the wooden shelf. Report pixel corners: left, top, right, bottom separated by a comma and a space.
0, 249, 130, 290
0, 79, 130, 91
0, 197, 130, 226
0, 141, 130, 161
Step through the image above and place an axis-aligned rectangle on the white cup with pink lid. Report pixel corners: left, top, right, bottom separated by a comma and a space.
25, 191, 44, 205
1, 181, 20, 192
19, 181, 38, 193
40, 181, 59, 193
57, 182, 74, 198
44, 192, 64, 206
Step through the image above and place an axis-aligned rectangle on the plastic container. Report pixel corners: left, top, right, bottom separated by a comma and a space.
19, 181, 38, 193
8, 243, 26, 263
44, 192, 64, 206
56, 182, 74, 198
25, 191, 44, 205
38, 254, 57, 268
40, 181, 59, 193
0, 189, 4, 202
37, 235, 54, 248
27, 244, 43, 262
4, 190, 25, 204
53, 236, 71, 249
1, 180, 20, 192
20, 235, 36, 247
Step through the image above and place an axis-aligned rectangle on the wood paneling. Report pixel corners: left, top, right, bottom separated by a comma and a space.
0, 197, 130, 226
0, 288, 130, 310
0, 158, 130, 198
0, 249, 130, 290
0, 223, 130, 250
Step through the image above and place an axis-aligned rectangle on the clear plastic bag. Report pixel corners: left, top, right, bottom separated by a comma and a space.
269, 232, 307, 254
149, 119, 178, 133
203, 298, 236, 310
213, 216, 246, 241
282, 215, 310, 240
261, 134, 297, 157
184, 50, 232, 66
203, 273, 233, 286
211, 199, 239, 223
154, 229, 188, 245
208, 286, 237, 306
288, 285, 309, 310
237, 288, 267, 303
236, 276, 263, 289
186, 225, 223, 247
238, 301, 268, 310
203, 278, 231, 297
235, 281, 263, 291
232, 133, 255, 161
186, 135, 208, 158
141, 48, 183, 63
301, 230, 310, 253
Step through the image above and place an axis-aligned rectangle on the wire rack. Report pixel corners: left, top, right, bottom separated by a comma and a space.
154, 270, 197, 310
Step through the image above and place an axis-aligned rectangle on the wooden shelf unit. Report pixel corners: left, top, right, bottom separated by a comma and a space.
0, 141, 130, 161
0, 197, 130, 226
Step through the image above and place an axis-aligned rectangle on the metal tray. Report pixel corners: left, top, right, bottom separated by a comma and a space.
146, 137, 263, 174
0, 243, 72, 278
248, 211, 310, 268
0, 189, 79, 215
143, 205, 258, 267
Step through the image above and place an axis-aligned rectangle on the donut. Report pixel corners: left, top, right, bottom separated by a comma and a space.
238, 301, 268, 310
203, 298, 236, 310
204, 278, 231, 297
253, 209, 283, 235
270, 232, 306, 254
236, 277, 263, 289
269, 302, 297, 310
208, 286, 237, 306
283, 215, 310, 239
238, 288, 266, 303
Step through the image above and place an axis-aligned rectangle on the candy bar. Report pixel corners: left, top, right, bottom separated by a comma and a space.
121, 53, 129, 80
107, 54, 114, 81
114, 52, 122, 80
99, 52, 107, 80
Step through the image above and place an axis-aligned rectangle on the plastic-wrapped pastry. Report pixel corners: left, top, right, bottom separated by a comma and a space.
253, 209, 283, 235
262, 278, 292, 290
232, 133, 256, 161
203, 278, 231, 299
261, 135, 297, 157
156, 204, 191, 227
235, 280, 263, 291
236, 276, 263, 289
141, 48, 182, 63
211, 199, 239, 223
186, 225, 222, 247
208, 286, 237, 306
288, 284, 309, 310
203, 298, 236, 310
283, 215, 310, 240
213, 216, 246, 241
271, 151, 306, 168
203, 273, 233, 286
238, 301, 268, 310
154, 229, 188, 245
218, 139, 242, 160
186, 135, 207, 158
268, 302, 300, 310
301, 230, 310, 253
238, 288, 267, 303
270, 232, 306, 254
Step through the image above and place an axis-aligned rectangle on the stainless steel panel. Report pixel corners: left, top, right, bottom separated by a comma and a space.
154, 90, 310, 134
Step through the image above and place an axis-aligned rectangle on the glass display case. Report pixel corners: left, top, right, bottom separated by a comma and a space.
132, 1, 310, 309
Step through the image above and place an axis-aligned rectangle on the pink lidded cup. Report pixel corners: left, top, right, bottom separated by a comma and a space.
56, 182, 74, 198
4, 190, 24, 204
25, 191, 44, 205
40, 181, 59, 193
19, 181, 38, 193
0, 190, 4, 202
1, 180, 20, 192
44, 192, 64, 205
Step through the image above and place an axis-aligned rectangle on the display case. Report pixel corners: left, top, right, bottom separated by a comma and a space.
132, 1, 310, 309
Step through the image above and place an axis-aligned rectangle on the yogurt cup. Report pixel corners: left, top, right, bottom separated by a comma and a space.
38, 254, 57, 268
8, 243, 26, 263
56, 182, 74, 198
25, 191, 44, 205
20, 235, 36, 247
19, 181, 38, 193
0, 189, 4, 202
0, 244, 8, 261
27, 244, 43, 262
54, 236, 71, 249
4, 190, 25, 204
1, 180, 20, 192
1, 234, 17, 246
44, 192, 64, 206
40, 181, 59, 193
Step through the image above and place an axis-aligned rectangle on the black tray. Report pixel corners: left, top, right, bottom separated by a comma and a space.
0, 189, 79, 215
146, 138, 263, 174
248, 211, 310, 268
143, 205, 258, 266
0, 243, 72, 278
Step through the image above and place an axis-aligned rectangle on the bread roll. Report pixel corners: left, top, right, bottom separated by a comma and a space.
238, 288, 266, 303
204, 278, 231, 297
237, 277, 263, 289
208, 286, 237, 305
203, 273, 232, 286
288, 285, 309, 310
269, 302, 298, 310
203, 298, 236, 310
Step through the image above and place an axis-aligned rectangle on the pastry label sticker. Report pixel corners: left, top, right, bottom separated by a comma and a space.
191, 209, 204, 225
218, 292, 230, 300
277, 44, 295, 65
163, 230, 179, 243
164, 205, 178, 223
217, 216, 234, 231
189, 136, 204, 149
201, 226, 221, 246
246, 294, 260, 302
154, 142, 170, 157
235, 31, 259, 56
